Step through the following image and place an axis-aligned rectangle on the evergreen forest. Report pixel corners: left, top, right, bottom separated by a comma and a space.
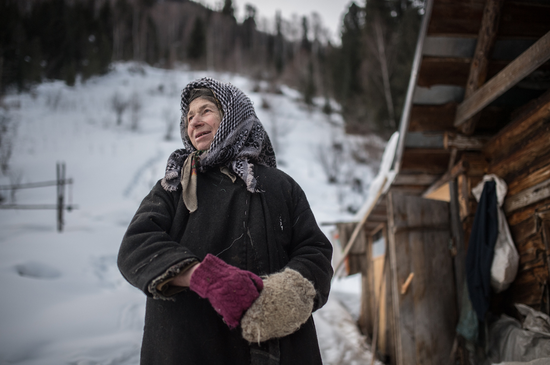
0, 0, 424, 136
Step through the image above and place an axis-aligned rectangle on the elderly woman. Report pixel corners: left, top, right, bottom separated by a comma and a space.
118, 78, 333, 365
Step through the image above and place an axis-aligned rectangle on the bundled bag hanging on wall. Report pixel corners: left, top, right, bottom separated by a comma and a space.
472, 174, 519, 293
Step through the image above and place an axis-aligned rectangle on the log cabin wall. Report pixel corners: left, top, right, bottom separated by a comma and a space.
484, 90, 550, 313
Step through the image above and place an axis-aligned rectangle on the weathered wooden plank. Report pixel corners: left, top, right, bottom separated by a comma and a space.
507, 158, 550, 196
390, 185, 431, 196
483, 89, 550, 160
400, 148, 450, 174
508, 268, 546, 309
541, 213, 550, 284
504, 178, 550, 213
489, 123, 550, 180
394, 173, 440, 186
455, 30, 550, 127
460, 0, 503, 135
510, 215, 538, 244
388, 193, 455, 365
409, 103, 505, 133
507, 200, 550, 227
417, 57, 511, 88
444, 132, 490, 150
388, 193, 416, 365
428, 1, 550, 38
417, 57, 471, 87
409, 103, 457, 133
450, 180, 467, 312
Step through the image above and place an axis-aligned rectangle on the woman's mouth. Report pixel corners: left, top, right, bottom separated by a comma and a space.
195, 131, 211, 140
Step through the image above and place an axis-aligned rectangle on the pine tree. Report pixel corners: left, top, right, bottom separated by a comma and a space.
187, 17, 206, 61
222, 0, 234, 19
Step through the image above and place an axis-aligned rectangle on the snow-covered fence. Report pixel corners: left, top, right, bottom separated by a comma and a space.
0, 162, 77, 232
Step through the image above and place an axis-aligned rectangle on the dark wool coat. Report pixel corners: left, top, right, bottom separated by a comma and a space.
118, 164, 333, 365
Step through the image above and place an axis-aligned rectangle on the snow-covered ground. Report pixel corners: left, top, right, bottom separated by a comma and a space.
0, 63, 384, 365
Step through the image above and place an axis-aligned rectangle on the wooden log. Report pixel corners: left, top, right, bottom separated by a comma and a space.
460, 0, 503, 135
507, 200, 550, 227
484, 89, 550, 160
508, 267, 546, 309
455, 30, 550, 128
393, 173, 440, 186
507, 157, 550, 196
444, 132, 490, 150
541, 212, 550, 283
510, 215, 538, 244
400, 148, 450, 174
504, 178, 550, 213
515, 233, 548, 273
489, 123, 550, 180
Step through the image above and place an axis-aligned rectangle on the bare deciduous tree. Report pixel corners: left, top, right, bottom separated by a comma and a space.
0, 111, 15, 174
162, 107, 177, 141
110, 92, 128, 126
129, 93, 142, 131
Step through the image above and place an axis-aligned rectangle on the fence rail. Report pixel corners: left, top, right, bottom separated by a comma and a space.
0, 162, 75, 231
0, 179, 73, 190
0, 204, 77, 210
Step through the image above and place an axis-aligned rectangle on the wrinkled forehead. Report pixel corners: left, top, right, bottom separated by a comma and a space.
187, 96, 220, 115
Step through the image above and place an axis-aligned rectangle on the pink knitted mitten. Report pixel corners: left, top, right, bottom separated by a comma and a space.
189, 254, 264, 328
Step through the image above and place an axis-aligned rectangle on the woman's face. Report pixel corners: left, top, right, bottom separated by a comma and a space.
187, 98, 222, 151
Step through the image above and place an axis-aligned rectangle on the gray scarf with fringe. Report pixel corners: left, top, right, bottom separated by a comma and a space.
161, 77, 277, 197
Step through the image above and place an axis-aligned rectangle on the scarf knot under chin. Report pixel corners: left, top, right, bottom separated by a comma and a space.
161, 77, 277, 203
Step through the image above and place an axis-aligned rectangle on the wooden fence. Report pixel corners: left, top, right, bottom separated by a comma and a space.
0, 162, 77, 231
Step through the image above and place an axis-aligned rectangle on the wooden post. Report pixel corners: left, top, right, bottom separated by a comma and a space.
56, 162, 65, 232
455, 30, 550, 128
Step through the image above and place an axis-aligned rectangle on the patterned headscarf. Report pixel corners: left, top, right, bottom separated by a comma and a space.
161, 77, 277, 193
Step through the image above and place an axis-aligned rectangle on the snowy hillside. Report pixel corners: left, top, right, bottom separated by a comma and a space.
0, 63, 384, 365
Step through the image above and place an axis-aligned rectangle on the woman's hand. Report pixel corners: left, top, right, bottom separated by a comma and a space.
171, 263, 200, 287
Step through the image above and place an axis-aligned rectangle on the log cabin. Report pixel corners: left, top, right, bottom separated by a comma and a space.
334, 0, 550, 364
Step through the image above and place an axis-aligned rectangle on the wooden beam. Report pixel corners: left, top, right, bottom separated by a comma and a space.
459, 0, 503, 135
483, 89, 550, 160
455, 30, 550, 127
444, 132, 490, 150
422, 159, 468, 198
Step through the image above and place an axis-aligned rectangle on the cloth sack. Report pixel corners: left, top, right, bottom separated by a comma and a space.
472, 174, 519, 293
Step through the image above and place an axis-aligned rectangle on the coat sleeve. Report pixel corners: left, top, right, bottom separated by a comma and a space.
284, 181, 333, 311
117, 181, 199, 299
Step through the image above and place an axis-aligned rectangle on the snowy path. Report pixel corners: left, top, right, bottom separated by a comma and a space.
0, 63, 382, 365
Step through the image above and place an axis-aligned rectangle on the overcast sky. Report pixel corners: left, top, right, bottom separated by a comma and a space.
196, 0, 355, 43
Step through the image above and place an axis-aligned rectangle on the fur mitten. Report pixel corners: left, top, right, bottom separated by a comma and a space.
241, 268, 316, 343
190, 254, 264, 328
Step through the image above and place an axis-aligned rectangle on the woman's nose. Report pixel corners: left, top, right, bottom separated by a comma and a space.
189, 116, 203, 127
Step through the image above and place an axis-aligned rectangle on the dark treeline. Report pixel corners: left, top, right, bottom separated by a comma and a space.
0, 0, 423, 135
